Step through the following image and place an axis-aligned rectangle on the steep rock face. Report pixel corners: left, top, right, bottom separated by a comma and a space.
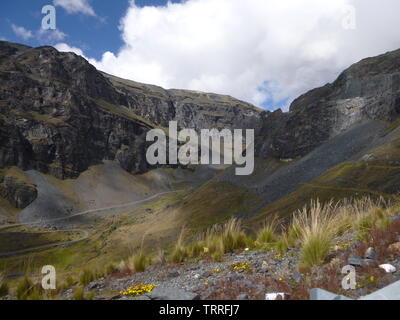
104, 73, 265, 133
0, 167, 37, 209
0, 41, 152, 179
257, 49, 400, 159
0, 41, 264, 186
0, 177, 37, 209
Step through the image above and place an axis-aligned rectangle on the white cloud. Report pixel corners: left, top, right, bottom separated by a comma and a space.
55, 43, 85, 57
37, 28, 67, 43
53, 0, 96, 16
11, 24, 33, 40
61, 0, 400, 109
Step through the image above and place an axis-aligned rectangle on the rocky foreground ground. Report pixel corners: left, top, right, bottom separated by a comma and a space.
63, 217, 400, 301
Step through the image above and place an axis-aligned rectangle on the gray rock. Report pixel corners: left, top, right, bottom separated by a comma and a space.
365, 247, 379, 260
359, 280, 400, 300
292, 271, 304, 283
348, 240, 362, 250
237, 294, 249, 300
348, 254, 375, 267
168, 270, 180, 278
88, 282, 100, 290
310, 288, 352, 300
389, 215, 400, 222
145, 286, 200, 300
201, 271, 212, 278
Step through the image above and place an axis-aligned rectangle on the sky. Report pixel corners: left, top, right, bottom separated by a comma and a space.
1, 0, 400, 111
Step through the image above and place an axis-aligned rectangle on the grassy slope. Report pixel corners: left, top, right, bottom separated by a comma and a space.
2, 120, 400, 282
248, 123, 400, 227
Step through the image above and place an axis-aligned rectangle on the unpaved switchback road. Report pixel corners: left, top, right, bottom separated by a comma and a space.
0, 190, 182, 257
0, 229, 89, 258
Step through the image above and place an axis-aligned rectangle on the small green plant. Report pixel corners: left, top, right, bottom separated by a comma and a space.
257, 216, 279, 244
65, 275, 76, 287
128, 251, 150, 273
0, 281, 9, 297
73, 286, 85, 300
275, 235, 289, 253
287, 224, 301, 247
127, 233, 152, 272
212, 251, 223, 262
219, 218, 247, 253
104, 263, 117, 276
0, 272, 8, 297
16, 277, 43, 300
16, 277, 33, 300
293, 200, 339, 271
86, 291, 95, 300
170, 228, 188, 263
26, 287, 43, 300
80, 269, 95, 286
187, 242, 203, 258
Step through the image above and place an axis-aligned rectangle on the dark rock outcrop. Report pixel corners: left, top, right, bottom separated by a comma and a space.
0, 41, 264, 183
0, 170, 37, 209
256, 49, 400, 159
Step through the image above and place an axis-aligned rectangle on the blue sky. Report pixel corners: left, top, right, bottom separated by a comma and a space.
1, 0, 400, 110
0, 0, 181, 60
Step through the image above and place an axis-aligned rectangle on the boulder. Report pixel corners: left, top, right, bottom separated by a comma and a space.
365, 247, 379, 260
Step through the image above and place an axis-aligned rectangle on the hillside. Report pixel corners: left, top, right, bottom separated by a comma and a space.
1, 41, 400, 300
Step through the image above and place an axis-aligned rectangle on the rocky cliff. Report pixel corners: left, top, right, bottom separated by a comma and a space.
104, 73, 265, 132
0, 41, 153, 181
2, 40, 400, 215
0, 41, 263, 184
256, 49, 400, 159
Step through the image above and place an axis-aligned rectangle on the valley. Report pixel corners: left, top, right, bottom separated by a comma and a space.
1, 40, 400, 300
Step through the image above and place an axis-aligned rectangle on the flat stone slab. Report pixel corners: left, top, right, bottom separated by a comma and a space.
309, 288, 352, 300
310, 280, 400, 300
359, 280, 400, 300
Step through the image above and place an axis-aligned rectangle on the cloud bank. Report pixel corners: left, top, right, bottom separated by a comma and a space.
57, 0, 400, 109
53, 0, 96, 16
11, 24, 33, 40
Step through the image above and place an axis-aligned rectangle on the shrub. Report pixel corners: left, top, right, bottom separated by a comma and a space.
65, 275, 76, 287
0, 273, 8, 297
0, 282, 9, 297
154, 249, 167, 265
86, 291, 95, 300
127, 251, 150, 273
16, 277, 42, 300
293, 200, 340, 271
73, 287, 85, 300
352, 199, 391, 240
212, 251, 223, 262
170, 228, 188, 263
104, 263, 117, 276
275, 235, 289, 253
80, 269, 95, 286
25, 287, 43, 300
287, 224, 301, 247
257, 216, 279, 244
219, 218, 247, 253
187, 242, 203, 258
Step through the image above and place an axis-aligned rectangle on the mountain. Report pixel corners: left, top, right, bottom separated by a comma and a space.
0, 41, 263, 217
1, 41, 400, 282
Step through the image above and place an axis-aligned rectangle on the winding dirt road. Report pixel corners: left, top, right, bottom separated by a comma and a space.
0, 190, 181, 257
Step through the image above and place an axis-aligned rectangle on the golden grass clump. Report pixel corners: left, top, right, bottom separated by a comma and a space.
257, 215, 280, 244
293, 200, 343, 271
0, 272, 9, 297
